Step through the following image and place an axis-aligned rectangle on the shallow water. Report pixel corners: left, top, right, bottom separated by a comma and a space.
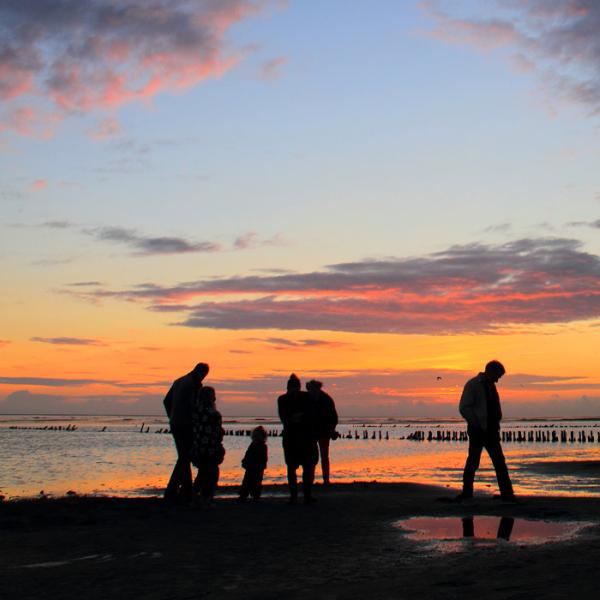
2, 415, 600, 498
394, 516, 593, 552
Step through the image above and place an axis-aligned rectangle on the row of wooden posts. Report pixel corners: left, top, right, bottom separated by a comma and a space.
8, 423, 600, 444
406, 429, 600, 443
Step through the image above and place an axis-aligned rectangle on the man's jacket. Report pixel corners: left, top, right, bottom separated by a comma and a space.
459, 373, 499, 432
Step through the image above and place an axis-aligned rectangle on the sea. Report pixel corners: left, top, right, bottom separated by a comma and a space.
2, 415, 600, 499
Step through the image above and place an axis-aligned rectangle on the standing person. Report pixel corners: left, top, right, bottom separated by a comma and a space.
306, 380, 338, 486
190, 386, 225, 507
239, 426, 268, 502
163, 362, 209, 504
278, 374, 319, 504
458, 360, 516, 503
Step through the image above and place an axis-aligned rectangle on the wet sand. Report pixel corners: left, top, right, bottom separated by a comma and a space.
2, 482, 600, 599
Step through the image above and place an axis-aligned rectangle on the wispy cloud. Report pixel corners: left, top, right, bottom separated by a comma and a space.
87, 226, 222, 255
483, 223, 512, 234
88, 117, 121, 140
0, 376, 109, 387
0, 340, 10, 348
0, 0, 273, 138
568, 219, 600, 229
423, 0, 600, 114
245, 337, 348, 350
0, 375, 167, 389
38, 221, 283, 256
63, 237, 600, 334
258, 56, 287, 80
30, 337, 104, 346
233, 232, 286, 250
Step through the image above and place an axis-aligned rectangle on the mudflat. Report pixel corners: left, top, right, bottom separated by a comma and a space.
2, 482, 600, 600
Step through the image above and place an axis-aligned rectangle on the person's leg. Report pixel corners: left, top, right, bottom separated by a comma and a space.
302, 443, 319, 503
283, 438, 299, 501
462, 427, 484, 498
287, 465, 298, 501
202, 458, 220, 503
302, 462, 315, 503
318, 437, 331, 484
239, 470, 251, 500
485, 433, 514, 499
165, 426, 193, 502
252, 470, 264, 500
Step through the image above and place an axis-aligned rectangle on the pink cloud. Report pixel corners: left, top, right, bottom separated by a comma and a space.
29, 179, 48, 193
422, 0, 600, 114
65, 237, 600, 334
0, 1, 273, 137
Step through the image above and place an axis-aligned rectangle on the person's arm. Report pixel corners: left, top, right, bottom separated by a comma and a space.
278, 395, 289, 426
459, 381, 479, 428
261, 444, 268, 469
163, 385, 174, 418
327, 393, 338, 430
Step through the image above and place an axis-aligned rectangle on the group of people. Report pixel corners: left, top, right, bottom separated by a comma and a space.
162, 363, 338, 506
163, 359, 516, 506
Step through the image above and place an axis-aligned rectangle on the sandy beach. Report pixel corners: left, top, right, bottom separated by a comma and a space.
2, 481, 600, 600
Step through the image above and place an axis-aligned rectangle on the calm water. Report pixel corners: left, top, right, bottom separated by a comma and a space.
394, 516, 593, 553
2, 415, 600, 499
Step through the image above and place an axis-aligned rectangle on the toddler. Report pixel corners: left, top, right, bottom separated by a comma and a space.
239, 426, 268, 501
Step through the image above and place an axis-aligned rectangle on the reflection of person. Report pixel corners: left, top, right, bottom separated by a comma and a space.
163, 362, 209, 503
461, 516, 514, 540
458, 360, 516, 503
190, 386, 225, 507
278, 374, 319, 504
239, 426, 268, 502
306, 380, 338, 485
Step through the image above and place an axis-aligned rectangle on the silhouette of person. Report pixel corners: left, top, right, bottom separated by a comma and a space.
458, 360, 515, 502
306, 380, 338, 485
239, 426, 268, 502
163, 362, 209, 503
278, 374, 319, 504
190, 386, 225, 507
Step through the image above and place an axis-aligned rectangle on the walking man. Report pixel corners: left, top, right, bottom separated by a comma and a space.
458, 360, 515, 502
163, 362, 209, 503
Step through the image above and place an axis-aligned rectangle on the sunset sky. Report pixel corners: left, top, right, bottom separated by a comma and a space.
1, 0, 600, 417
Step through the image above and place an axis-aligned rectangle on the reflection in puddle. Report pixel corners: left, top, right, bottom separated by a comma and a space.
395, 517, 592, 552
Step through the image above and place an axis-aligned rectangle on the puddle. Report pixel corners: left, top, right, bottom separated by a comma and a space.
394, 516, 593, 553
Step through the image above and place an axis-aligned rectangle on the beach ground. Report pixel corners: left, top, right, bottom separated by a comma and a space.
2, 482, 600, 600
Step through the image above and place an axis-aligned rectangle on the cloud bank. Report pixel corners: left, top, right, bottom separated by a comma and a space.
424, 0, 600, 114
68, 237, 600, 334
3, 369, 600, 417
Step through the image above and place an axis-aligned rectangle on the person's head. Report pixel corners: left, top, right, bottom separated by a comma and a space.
306, 380, 323, 393
198, 385, 216, 408
192, 362, 209, 383
287, 373, 301, 392
252, 425, 267, 443
484, 360, 505, 383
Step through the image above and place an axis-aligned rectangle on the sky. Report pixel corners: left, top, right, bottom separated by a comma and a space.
1, 0, 600, 417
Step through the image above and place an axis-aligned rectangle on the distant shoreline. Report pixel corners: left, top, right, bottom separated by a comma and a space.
2, 413, 600, 422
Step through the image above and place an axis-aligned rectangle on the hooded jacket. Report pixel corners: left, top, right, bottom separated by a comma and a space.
459, 373, 502, 432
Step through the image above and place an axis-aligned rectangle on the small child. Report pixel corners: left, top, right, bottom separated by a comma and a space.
239, 426, 268, 502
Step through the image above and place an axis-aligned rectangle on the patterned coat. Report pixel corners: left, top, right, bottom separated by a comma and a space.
190, 401, 225, 466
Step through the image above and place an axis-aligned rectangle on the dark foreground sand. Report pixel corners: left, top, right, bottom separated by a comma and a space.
2, 482, 600, 600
